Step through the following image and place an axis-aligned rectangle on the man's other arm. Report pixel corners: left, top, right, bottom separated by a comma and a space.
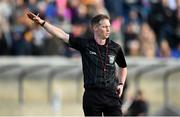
117, 67, 127, 97
119, 67, 127, 86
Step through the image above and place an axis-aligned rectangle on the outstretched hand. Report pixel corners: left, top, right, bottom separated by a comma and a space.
26, 11, 44, 25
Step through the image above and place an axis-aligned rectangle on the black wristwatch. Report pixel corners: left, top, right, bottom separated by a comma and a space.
119, 82, 124, 86
41, 20, 46, 26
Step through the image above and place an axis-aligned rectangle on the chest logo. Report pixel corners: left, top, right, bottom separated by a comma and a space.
89, 50, 97, 55
109, 55, 115, 64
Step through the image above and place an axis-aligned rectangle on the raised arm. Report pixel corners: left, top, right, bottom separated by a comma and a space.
26, 11, 69, 43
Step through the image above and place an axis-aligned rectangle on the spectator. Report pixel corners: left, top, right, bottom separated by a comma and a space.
0, 0, 179, 58
104, 0, 124, 18
44, 0, 58, 24
27, 0, 39, 14
171, 43, 180, 58
157, 39, 172, 58
123, 22, 139, 55
0, 0, 12, 55
148, 0, 175, 46
125, 89, 149, 116
32, 26, 46, 55
139, 22, 157, 58
172, 7, 180, 51
128, 40, 140, 57
0, 31, 10, 55
110, 17, 124, 46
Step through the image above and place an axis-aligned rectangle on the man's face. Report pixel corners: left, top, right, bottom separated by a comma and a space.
94, 19, 111, 39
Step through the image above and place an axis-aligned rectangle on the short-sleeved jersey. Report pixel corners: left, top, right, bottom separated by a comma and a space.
69, 35, 127, 90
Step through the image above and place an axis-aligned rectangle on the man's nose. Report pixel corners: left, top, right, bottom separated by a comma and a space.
107, 27, 110, 32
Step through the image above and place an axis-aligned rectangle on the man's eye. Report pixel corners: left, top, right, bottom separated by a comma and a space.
102, 26, 110, 28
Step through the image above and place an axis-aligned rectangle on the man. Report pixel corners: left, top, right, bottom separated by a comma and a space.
27, 11, 127, 116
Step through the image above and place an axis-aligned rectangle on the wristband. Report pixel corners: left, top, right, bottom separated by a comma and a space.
119, 82, 124, 85
41, 20, 46, 26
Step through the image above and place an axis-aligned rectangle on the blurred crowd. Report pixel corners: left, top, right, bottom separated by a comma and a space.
0, 0, 180, 58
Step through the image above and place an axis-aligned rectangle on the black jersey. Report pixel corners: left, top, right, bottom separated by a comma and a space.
69, 35, 127, 90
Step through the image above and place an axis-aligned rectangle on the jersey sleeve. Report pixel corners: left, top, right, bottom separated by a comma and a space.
68, 34, 84, 51
115, 47, 127, 68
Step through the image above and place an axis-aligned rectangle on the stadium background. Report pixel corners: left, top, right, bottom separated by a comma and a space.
0, 0, 180, 116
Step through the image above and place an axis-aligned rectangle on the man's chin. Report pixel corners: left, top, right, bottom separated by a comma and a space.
105, 36, 109, 39
101, 35, 109, 40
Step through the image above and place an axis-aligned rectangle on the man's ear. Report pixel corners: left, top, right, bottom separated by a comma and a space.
92, 24, 98, 31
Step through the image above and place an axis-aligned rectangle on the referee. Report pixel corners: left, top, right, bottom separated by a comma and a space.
27, 11, 127, 116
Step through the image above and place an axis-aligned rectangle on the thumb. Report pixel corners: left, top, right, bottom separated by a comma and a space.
118, 87, 124, 97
